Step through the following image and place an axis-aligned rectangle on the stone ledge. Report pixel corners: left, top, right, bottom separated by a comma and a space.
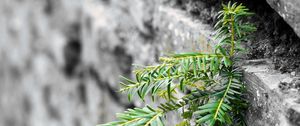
243, 59, 300, 126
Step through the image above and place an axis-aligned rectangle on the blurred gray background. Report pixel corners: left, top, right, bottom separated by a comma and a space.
0, 0, 165, 126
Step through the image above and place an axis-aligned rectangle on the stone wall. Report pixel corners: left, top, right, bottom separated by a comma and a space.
0, 0, 299, 126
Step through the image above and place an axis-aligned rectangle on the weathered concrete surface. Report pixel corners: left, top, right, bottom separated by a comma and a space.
243, 59, 300, 126
266, 0, 300, 37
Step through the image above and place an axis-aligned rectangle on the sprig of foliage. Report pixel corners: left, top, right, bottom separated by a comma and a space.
195, 67, 246, 125
98, 106, 164, 126
98, 1, 255, 126
214, 2, 256, 56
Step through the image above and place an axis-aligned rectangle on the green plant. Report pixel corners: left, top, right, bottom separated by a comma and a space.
98, 1, 256, 126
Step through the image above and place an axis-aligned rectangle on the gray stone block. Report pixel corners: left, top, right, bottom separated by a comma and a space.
243, 59, 300, 126
266, 0, 300, 37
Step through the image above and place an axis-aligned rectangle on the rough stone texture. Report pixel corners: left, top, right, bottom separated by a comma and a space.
154, 6, 217, 53
243, 60, 300, 126
266, 0, 300, 37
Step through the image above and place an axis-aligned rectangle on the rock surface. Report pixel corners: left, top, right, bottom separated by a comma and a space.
243, 60, 300, 126
266, 0, 300, 38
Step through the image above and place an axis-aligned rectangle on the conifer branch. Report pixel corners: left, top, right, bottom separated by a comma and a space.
99, 1, 256, 126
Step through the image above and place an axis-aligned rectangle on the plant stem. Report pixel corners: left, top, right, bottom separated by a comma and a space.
145, 111, 163, 126
230, 15, 235, 57
213, 75, 233, 119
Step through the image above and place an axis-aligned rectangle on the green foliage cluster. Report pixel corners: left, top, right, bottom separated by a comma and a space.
98, 1, 256, 126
